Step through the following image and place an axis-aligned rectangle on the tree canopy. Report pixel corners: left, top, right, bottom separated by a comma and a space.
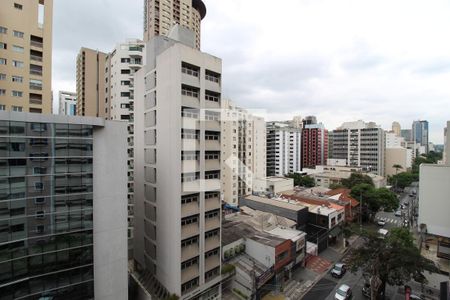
342, 172, 374, 189
347, 228, 438, 299
350, 184, 399, 213
388, 172, 419, 189
286, 173, 315, 187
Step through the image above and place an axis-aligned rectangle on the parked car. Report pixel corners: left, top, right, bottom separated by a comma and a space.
377, 218, 386, 226
395, 210, 402, 217
331, 263, 347, 278
409, 294, 424, 300
335, 284, 352, 300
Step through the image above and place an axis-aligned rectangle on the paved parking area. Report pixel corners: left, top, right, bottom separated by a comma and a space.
305, 255, 332, 273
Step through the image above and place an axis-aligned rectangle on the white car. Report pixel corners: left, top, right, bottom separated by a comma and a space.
377, 218, 386, 226
395, 210, 402, 217
335, 284, 352, 300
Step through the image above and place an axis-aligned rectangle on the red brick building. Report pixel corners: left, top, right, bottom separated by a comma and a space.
301, 124, 328, 169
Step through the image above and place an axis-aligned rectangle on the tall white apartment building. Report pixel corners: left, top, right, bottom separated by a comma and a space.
266, 122, 302, 177
58, 90, 77, 116
104, 39, 145, 251
221, 99, 266, 206
329, 120, 385, 176
133, 26, 221, 299
444, 121, 449, 164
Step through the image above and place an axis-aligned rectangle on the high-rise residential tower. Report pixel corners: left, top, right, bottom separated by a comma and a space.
221, 100, 266, 206
76, 48, 107, 117
391, 121, 401, 137
0, 0, 53, 114
412, 120, 429, 153
133, 26, 222, 299
301, 118, 328, 169
104, 39, 145, 256
266, 121, 302, 176
143, 0, 206, 50
329, 120, 385, 176
0, 111, 128, 300
58, 90, 77, 116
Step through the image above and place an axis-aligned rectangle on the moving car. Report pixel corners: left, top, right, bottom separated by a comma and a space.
395, 210, 402, 217
403, 220, 409, 227
378, 228, 389, 239
331, 263, 347, 278
377, 218, 386, 226
335, 284, 352, 300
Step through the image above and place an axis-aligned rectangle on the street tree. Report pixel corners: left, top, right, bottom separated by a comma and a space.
286, 173, 315, 187
392, 164, 403, 175
342, 172, 374, 189
347, 228, 438, 299
374, 188, 398, 212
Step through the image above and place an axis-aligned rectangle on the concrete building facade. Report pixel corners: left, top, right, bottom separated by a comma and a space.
143, 0, 206, 50
391, 121, 401, 137
401, 129, 412, 142
0, 111, 128, 300
444, 121, 449, 165
329, 120, 385, 176
266, 122, 302, 177
0, 0, 53, 114
133, 29, 222, 299
58, 90, 77, 116
76, 48, 107, 118
221, 99, 266, 206
301, 122, 328, 169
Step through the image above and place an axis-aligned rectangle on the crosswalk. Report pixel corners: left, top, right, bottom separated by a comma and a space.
376, 216, 401, 225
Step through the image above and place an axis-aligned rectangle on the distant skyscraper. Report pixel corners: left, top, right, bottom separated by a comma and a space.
0, 111, 128, 300
266, 122, 302, 176
58, 91, 77, 116
329, 121, 385, 176
301, 122, 328, 169
412, 120, 429, 153
143, 0, 206, 49
76, 48, 107, 117
392, 121, 401, 137
401, 129, 412, 142
0, 0, 53, 114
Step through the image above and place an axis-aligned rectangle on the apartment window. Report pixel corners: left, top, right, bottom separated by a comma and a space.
0, 58, 6, 65
34, 182, 44, 190
12, 45, 24, 53
13, 30, 24, 38
181, 85, 199, 98
12, 75, 23, 83
13, 60, 24, 68
205, 248, 219, 258
30, 79, 43, 90
0, 26, 7, 34
14, 3, 23, 10
205, 70, 220, 83
36, 225, 44, 234
205, 91, 220, 103
121, 58, 130, 63
181, 62, 199, 77
181, 215, 199, 226
205, 210, 219, 219
12, 105, 22, 112
181, 236, 198, 248
34, 197, 45, 204
0, 105, 5, 110
205, 171, 220, 180
181, 256, 198, 270
121, 80, 130, 86
0, 42, 6, 49
0, 74, 5, 80
205, 229, 219, 239
0, 89, 5, 96
35, 210, 45, 219
121, 69, 131, 74
181, 277, 199, 294
12, 90, 23, 97
181, 194, 199, 204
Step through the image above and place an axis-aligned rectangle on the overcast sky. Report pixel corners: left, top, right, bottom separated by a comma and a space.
52, 0, 450, 144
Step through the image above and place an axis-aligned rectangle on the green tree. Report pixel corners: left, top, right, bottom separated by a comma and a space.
347, 228, 438, 299
392, 164, 403, 175
342, 173, 374, 189
388, 172, 419, 189
286, 173, 315, 187
329, 183, 345, 190
350, 183, 378, 212
374, 188, 398, 212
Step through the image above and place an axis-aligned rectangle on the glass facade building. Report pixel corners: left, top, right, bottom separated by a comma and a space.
0, 121, 95, 299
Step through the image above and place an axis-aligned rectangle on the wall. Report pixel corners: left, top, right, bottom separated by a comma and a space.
418, 164, 450, 238
245, 238, 275, 268
385, 147, 409, 176
93, 120, 129, 300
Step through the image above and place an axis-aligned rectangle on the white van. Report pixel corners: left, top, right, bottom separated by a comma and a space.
378, 228, 389, 239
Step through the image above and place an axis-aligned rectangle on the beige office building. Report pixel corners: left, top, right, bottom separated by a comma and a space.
0, 0, 53, 113
143, 0, 206, 49
391, 121, 401, 137
133, 26, 221, 299
76, 48, 107, 117
221, 99, 266, 206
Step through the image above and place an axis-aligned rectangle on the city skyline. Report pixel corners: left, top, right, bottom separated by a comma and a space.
51, 0, 450, 143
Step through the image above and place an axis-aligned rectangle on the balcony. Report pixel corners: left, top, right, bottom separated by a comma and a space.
181, 244, 199, 262
181, 201, 199, 218
205, 197, 221, 212
30, 54, 43, 62
181, 265, 199, 284
182, 139, 199, 151
30, 40, 43, 48
181, 117, 199, 130
205, 159, 220, 171
182, 160, 199, 173
205, 254, 220, 272
181, 223, 199, 240
204, 120, 220, 131
205, 140, 220, 151
205, 216, 220, 231
182, 95, 199, 108
205, 236, 220, 253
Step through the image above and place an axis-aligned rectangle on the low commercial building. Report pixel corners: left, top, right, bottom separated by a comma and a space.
325, 188, 360, 222
239, 195, 309, 230
253, 176, 294, 195
311, 166, 386, 188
